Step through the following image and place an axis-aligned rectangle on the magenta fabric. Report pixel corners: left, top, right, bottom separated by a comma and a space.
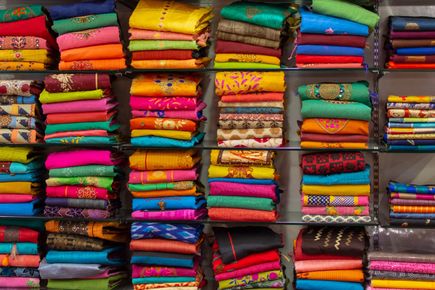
131, 102, 207, 121
131, 209, 207, 220
390, 199, 435, 206
209, 182, 277, 201
42, 98, 115, 114
132, 265, 197, 278
391, 193, 435, 200
46, 186, 111, 200
45, 150, 116, 169
215, 261, 281, 281
301, 206, 369, 216
391, 30, 435, 39
0, 194, 35, 203
57, 26, 121, 51
367, 287, 425, 290
129, 169, 198, 184
0, 277, 40, 287
130, 96, 200, 110
369, 261, 435, 274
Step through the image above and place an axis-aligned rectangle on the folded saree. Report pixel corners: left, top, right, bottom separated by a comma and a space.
40, 89, 104, 104
216, 261, 281, 281
392, 205, 435, 213
303, 167, 370, 185
208, 196, 275, 211
0, 254, 39, 267
215, 72, 285, 96
42, 98, 114, 114
218, 270, 283, 290
48, 0, 115, 20
215, 54, 280, 65
46, 120, 118, 135
46, 149, 115, 169
46, 246, 124, 265
57, 26, 121, 51
209, 207, 277, 222
391, 30, 435, 39
369, 252, 435, 263
391, 16, 435, 32
209, 182, 277, 199
130, 96, 200, 110
218, 137, 283, 148
44, 206, 115, 218
386, 133, 435, 140
46, 233, 110, 251
301, 119, 369, 135
388, 109, 435, 118
220, 93, 283, 103
59, 58, 126, 70
391, 55, 435, 63
302, 184, 370, 196
297, 269, 363, 282
369, 260, 435, 274
131, 129, 195, 140
218, 19, 281, 41
46, 185, 113, 199
391, 199, 435, 206
0, 61, 46, 71
129, 40, 199, 51
0, 49, 51, 63
295, 259, 363, 273
387, 62, 435, 69
131, 251, 195, 268
130, 150, 198, 171
131, 105, 206, 121
296, 279, 363, 290
208, 164, 276, 180
129, 168, 197, 184
61, 44, 124, 61
0, 226, 38, 243
370, 270, 435, 281
302, 206, 369, 216
44, 73, 110, 93
220, 113, 284, 121
217, 128, 282, 141
132, 196, 205, 210
130, 238, 202, 255
391, 192, 435, 200
301, 100, 372, 121
52, 13, 119, 35
303, 195, 369, 206
0, 95, 36, 105
130, 118, 197, 132
392, 39, 435, 48
131, 58, 209, 69
130, 222, 203, 243
131, 209, 206, 221
131, 133, 204, 147
372, 279, 435, 289
132, 264, 197, 278
132, 276, 200, 285
301, 152, 365, 175
298, 32, 367, 48
128, 28, 209, 44
298, 81, 370, 105
215, 40, 281, 57
46, 110, 115, 124
297, 45, 364, 56
0, 277, 39, 287
131, 74, 200, 97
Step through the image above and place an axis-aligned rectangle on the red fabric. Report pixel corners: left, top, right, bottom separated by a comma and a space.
132, 50, 195, 60
391, 55, 435, 64
296, 55, 363, 64
387, 61, 435, 69
208, 208, 277, 222
0, 226, 38, 243
215, 40, 282, 57
301, 133, 369, 143
301, 151, 366, 175
212, 242, 280, 274
298, 32, 367, 48
0, 16, 57, 49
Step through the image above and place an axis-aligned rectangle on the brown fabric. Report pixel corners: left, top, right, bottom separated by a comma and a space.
216, 40, 281, 57
217, 31, 280, 49
391, 39, 435, 48
218, 19, 281, 41
46, 233, 110, 251
391, 54, 435, 63
0, 162, 11, 173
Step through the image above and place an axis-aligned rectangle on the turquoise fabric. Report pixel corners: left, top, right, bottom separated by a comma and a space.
45, 136, 118, 144
0, 242, 38, 255
303, 166, 370, 185
132, 277, 196, 285
0, 172, 39, 182
9, 160, 43, 174
46, 246, 125, 265
131, 133, 205, 148
301, 100, 372, 121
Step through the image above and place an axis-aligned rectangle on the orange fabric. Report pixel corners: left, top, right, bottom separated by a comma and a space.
0, 254, 39, 267
131, 58, 209, 69
45, 130, 108, 139
130, 117, 197, 132
61, 44, 124, 62
59, 59, 126, 70
301, 119, 369, 135
388, 61, 435, 69
220, 93, 284, 103
392, 205, 435, 213
130, 237, 203, 254
208, 208, 277, 222
300, 141, 368, 149
132, 187, 200, 198
46, 111, 115, 124
297, 270, 364, 282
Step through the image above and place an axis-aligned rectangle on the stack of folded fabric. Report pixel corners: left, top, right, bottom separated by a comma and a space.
212, 226, 286, 290
0, 224, 41, 288
215, 71, 286, 148
384, 95, 435, 151
368, 251, 435, 290
300, 151, 372, 223
0, 5, 57, 70
294, 226, 367, 290
215, 1, 297, 69
48, 0, 126, 70
43, 149, 121, 219
388, 181, 435, 225
130, 222, 205, 290
387, 16, 435, 69
296, 0, 379, 68
40, 73, 119, 144
207, 150, 279, 222
128, 0, 212, 69
129, 74, 205, 147
0, 147, 42, 216
0, 79, 43, 144
129, 150, 206, 221
299, 81, 372, 149
40, 220, 128, 290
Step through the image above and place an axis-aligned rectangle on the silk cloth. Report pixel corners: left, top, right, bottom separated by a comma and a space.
48, 0, 115, 20
215, 72, 285, 96
52, 13, 118, 35
130, 222, 203, 243
45, 150, 116, 169
0, 5, 43, 22
129, 150, 199, 171
57, 26, 121, 51
131, 74, 200, 97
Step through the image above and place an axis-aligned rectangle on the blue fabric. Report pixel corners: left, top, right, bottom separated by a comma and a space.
297, 45, 364, 56
391, 16, 435, 32
9, 160, 42, 174
132, 196, 206, 211
388, 122, 435, 128
0, 200, 40, 216
300, 8, 369, 36
389, 145, 435, 151
303, 166, 370, 185
131, 133, 205, 148
389, 181, 435, 194
131, 222, 203, 243
45, 136, 117, 144
0, 172, 39, 182
296, 279, 363, 290
396, 47, 435, 55
220, 107, 283, 114
46, 246, 124, 265
0, 243, 37, 255
390, 212, 435, 219
390, 118, 434, 123
132, 277, 196, 285
130, 254, 194, 268
6, 117, 36, 129
48, 0, 115, 20
6, 96, 36, 104
208, 178, 277, 185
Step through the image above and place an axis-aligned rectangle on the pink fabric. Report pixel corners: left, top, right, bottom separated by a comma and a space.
0, 194, 35, 203
57, 26, 121, 51
129, 169, 198, 184
46, 186, 111, 200
45, 130, 109, 140
296, 63, 363, 68
301, 206, 370, 216
215, 261, 281, 281
131, 209, 207, 220
0, 277, 39, 287
131, 102, 207, 121
42, 98, 115, 114
391, 193, 435, 200
390, 198, 435, 206
129, 28, 209, 46
209, 182, 277, 201
367, 287, 429, 290
45, 150, 115, 169
295, 259, 362, 273
130, 96, 199, 110
369, 261, 435, 274
132, 264, 197, 278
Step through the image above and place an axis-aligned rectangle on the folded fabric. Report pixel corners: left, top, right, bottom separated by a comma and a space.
130, 238, 202, 255
371, 279, 435, 289
130, 222, 203, 243
297, 45, 364, 56
44, 207, 115, 218
46, 233, 110, 251
132, 276, 198, 285
391, 192, 435, 200
46, 176, 114, 190
295, 259, 363, 273
303, 195, 369, 206
303, 166, 370, 185
132, 196, 205, 211
392, 16, 435, 32
57, 26, 121, 52
302, 184, 370, 196
296, 279, 363, 290
215, 54, 280, 65
59, 59, 126, 70
52, 13, 119, 35
302, 140, 369, 149
0, 182, 37, 194
391, 55, 435, 63
301, 100, 372, 120
208, 164, 276, 180
218, 137, 283, 148
45, 197, 115, 210
0, 254, 39, 267
130, 58, 209, 69
0, 242, 37, 255
130, 117, 197, 132
47, 274, 126, 290
210, 149, 275, 166
296, 55, 364, 64
129, 150, 198, 171
46, 247, 124, 265
46, 111, 115, 124
301, 119, 369, 136
129, 168, 197, 184
61, 44, 124, 61
207, 195, 275, 211
48, 0, 115, 20
391, 39, 435, 48
132, 264, 196, 278
40, 89, 104, 104
131, 133, 204, 148
302, 215, 372, 223
218, 270, 283, 289
369, 251, 435, 263
0, 104, 36, 117
396, 47, 435, 56
0, 49, 51, 63
0, 5, 43, 22
131, 181, 195, 192
45, 120, 118, 135
131, 74, 200, 97
298, 32, 367, 48
215, 261, 281, 281
298, 81, 370, 105
369, 260, 435, 274
0, 61, 46, 71
44, 74, 111, 93
218, 19, 281, 41
130, 96, 200, 110
0, 267, 40, 278
131, 209, 206, 220
0, 277, 39, 288
131, 50, 201, 60
128, 28, 208, 43
131, 251, 195, 268
46, 150, 115, 169
302, 206, 369, 216
389, 182, 435, 194
46, 185, 113, 200
209, 207, 276, 221
131, 129, 195, 140
215, 40, 281, 57
209, 182, 277, 201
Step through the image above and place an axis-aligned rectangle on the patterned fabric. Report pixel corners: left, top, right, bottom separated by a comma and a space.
210, 150, 274, 166
302, 215, 372, 223
47, 233, 107, 251
0, 81, 35, 96
44, 206, 114, 218
370, 270, 435, 281
303, 195, 368, 206
130, 74, 200, 97
0, 5, 43, 22
44, 74, 111, 93
215, 72, 285, 96
0, 104, 36, 117
301, 152, 366, 175
130, 222, 203, 243
0, 96, 36, 105
0, 267, 39, 278
219, 120, 283, 129
0, 36, 47, 50
0, 129, 39, 144
0, 116, 36, 129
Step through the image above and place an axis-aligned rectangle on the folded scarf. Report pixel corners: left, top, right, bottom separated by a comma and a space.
57, 26, 121, 51
61, 44, 124, 61
215, 40, 281, 57
52, 13, 118, 35
131, 209, 207, 221
130, 222, 203, 243
296, 279, 363, 290
301, 100, 372, 121
59, 59, 126, 70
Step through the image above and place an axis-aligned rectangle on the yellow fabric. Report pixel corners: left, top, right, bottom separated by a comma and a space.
0, 182, 38, 194
131, 58, 209, 69
215, 71, 285, 96
130, 74, 200, 97
210, 150, 274, 167
215, 53, 280, 65
388, 95, 435, 103
131, 129, 194, 140
208, 164, 276, 180
0, 61, 46, 71
302, 184, 371, 196
372, 279, 435, 289
0, 49, 51, 63
0, 147, 32, 163
130, 150, 199, 171
129, 0, 213, 34
300, 141, 368, 149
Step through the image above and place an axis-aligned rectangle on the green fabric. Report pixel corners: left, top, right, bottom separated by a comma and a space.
214, 62, 280, 69
49, 165, 117, 178
52, 13, 118, 35
39, 89, 104, 104
47, 274, 126, 290
46, 177, 114, 191
45, 120, 119, 134
0, 5, 43, 23
298, 81, 371, 106
0, 219, 43, 230
301, 99, 372, 121
128, 40, 199, 51
128, 181, 195, 192
220, 2, 296, 29
45, 136, 118, 144
207, 196, 275, 211
312, 0, 379, 30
